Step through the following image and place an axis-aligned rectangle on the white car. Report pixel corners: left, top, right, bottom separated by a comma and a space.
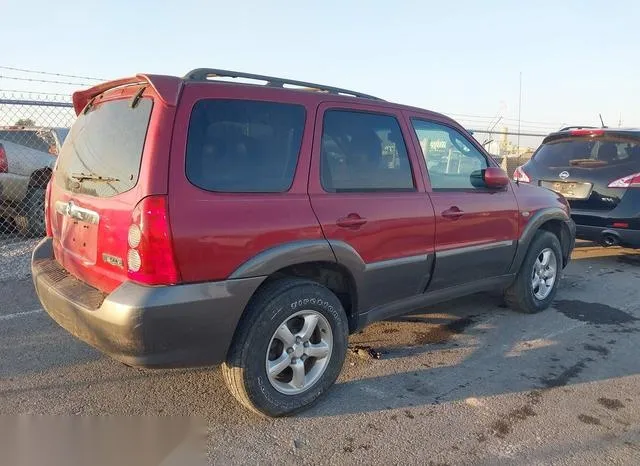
0, 127, 68, 236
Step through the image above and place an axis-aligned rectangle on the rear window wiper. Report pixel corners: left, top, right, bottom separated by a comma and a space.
70, 172, 120, 183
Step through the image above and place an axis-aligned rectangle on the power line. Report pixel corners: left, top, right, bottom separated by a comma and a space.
0, 75, 91, 86
443, 111, 564, 127
0, 65, 104, 82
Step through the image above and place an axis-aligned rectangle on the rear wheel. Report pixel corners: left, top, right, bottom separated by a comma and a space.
222, 278, 348, 417
15, 188, 46, 237
505, 230, 562, 314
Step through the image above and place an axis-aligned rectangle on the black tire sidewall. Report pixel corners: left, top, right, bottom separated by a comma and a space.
520, 232, 562, 312
26, 188, 46, 237
236, 281, 348, 416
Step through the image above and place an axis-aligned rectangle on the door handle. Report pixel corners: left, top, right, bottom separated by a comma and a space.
442, 206, 464, 220
336, 214, 367, 229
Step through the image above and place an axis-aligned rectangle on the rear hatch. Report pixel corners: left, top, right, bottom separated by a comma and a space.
49, 86, 159, 293
529, 132, 640, 211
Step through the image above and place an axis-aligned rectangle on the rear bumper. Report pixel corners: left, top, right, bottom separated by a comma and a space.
31, 238, 265, 368
575, 224, 640, 249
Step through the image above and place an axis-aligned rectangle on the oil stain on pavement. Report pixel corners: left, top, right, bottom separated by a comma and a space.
554, 300, 638, 325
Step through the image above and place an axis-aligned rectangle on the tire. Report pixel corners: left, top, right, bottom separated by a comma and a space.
16, 188, 46, 237
504, 230, 562, 314
222, 278, 348, 417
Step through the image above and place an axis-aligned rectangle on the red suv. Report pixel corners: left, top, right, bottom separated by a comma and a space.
31, 69, 575, 417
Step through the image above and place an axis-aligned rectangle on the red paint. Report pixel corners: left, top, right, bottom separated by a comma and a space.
50, 72, 569, 293
308, 102, 435, 264
0, 144, 7, 173
484, 167, 510, 189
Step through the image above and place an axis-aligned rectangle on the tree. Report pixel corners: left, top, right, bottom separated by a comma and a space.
15, 118, 35, 127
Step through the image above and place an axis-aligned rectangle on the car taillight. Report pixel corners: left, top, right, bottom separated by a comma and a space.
127, 195, 180, 286
0, 144, 7, 173
44, 181, 53, 237
608, 172, 640, 188
513, 166, 531, 183
569, 129, 604, 137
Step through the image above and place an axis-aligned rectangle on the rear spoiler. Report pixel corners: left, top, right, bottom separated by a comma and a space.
71, 74, 184, 115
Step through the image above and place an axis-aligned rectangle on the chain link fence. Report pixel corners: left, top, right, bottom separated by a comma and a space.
469, 128, 548, 178
0, 90, 552, 243
0, 92, 74, 242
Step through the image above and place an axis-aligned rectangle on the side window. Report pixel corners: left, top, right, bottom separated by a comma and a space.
321, 110, 415, 192
411, 119, 488, 190
185, 99, 306, 193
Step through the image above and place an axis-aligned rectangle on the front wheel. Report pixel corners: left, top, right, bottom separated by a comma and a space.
222, 278, 348, 417
504, 230, 563, 314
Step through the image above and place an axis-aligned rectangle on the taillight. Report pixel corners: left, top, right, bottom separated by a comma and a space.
608, 172, 640, 188
569, 129, 604, 137
513, 166, 531, 183
44, 180, 53, 237
0, 144, 7, 173
127, 196, 180, 286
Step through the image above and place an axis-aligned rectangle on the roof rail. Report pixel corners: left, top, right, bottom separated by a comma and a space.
558, 125, 599, 132
184, 68, 383, 101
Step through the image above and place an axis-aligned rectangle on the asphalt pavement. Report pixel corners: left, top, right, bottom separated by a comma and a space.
1, 240, 640, 465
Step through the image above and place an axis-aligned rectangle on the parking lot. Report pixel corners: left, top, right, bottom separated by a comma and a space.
0, 239, 638, 465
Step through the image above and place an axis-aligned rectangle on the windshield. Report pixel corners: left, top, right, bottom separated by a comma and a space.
53, 97, 153, 197
534, 137, 640, 168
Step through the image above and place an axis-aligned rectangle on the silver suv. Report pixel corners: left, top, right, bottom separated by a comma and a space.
0, 126, 68, 236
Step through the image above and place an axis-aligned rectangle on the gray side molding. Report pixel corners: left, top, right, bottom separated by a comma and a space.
330, 240, 432, 312
508, 207, 571, 274
229, 238, 432, 316
229, 240, 337, 279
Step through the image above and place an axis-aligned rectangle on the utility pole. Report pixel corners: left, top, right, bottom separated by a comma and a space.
618, 113, 622, 127
517, 72, 522, 155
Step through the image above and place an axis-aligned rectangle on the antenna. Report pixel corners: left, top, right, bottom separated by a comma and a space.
599, 113, 607, 128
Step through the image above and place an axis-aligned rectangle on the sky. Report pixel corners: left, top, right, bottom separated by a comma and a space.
2, 0, 640, 144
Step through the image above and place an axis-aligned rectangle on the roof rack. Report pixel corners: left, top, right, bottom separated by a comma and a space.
558, 125, 599, 132
184, 68, 383, 101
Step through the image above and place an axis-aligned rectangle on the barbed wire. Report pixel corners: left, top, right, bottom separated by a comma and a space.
0, 89, 72, 97
0, 75, 92, 87
0, 65, 104, 82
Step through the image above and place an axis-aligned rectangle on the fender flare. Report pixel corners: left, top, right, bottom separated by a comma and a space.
229, 240, 337, 279
508, 207, 573, 274
228, 239, 368, 310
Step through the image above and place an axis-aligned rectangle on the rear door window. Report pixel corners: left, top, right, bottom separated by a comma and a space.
320, 110, 415, 192
185, 100, 306, 193
54, 98, 153, 197
534, 138, 640, 168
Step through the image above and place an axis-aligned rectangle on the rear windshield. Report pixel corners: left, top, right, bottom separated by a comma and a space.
185, 99, 306, 193
0, 130, 53, 153
534, 137, 640, 168
54, 97, 153, 197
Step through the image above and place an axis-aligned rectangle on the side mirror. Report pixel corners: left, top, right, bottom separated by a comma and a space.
484, 167, 510, 189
